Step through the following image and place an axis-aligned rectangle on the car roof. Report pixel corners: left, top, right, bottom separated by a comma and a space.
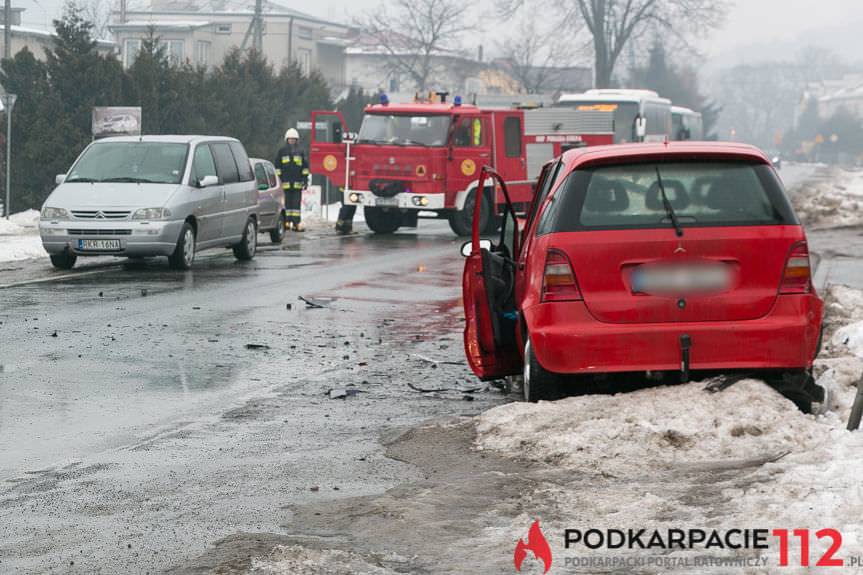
94, 135, 240, 145
560, 141, 771, 169
248, 157, 274, 166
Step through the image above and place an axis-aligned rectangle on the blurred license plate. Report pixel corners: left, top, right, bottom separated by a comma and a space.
374, 196, 398, 206
78, 239, 121, 250
632, 264, 730, 294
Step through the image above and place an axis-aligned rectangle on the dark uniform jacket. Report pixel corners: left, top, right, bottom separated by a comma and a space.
275, 145, 309, 190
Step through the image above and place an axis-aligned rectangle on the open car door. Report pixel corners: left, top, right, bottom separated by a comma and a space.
309, 111, 347, 188
462, 167, 523, 380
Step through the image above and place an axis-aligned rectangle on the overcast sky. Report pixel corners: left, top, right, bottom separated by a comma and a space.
15, 0, 863, 65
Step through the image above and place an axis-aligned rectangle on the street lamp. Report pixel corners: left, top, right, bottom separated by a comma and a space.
0, 93, 16, 219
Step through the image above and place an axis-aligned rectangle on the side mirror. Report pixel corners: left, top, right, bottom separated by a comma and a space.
198, 174, 219, 188
460, 239, 492, 257
55, 174, 66, 185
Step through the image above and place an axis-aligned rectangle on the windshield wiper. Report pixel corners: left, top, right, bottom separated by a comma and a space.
65, 177, 99, 183
655, 167, 683, 237
101, 177, 158, 183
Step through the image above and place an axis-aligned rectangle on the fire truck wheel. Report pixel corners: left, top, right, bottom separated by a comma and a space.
448, 189, 489, 236
364, 207, 401, 234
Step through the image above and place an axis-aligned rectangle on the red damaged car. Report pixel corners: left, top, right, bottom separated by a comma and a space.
462, 142, 824, 411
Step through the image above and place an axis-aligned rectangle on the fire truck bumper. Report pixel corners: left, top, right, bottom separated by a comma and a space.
342, 189, 446, 210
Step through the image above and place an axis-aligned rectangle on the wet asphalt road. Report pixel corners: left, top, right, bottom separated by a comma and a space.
0, 220, 513, 573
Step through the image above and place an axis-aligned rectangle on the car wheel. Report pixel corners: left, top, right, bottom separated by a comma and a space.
765, 370, 824, 414
523, 336, 559, 402
448, 189, 489, 236
233, 217, 257, 260
269, 213, 285, 244
49, 252, 77, 270
168, 222, 196, 270
364, 207, 401, 234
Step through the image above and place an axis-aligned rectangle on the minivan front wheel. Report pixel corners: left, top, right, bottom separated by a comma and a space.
233, 217, 257, 260
168, 222, 196, 269
50, 252, 77, 270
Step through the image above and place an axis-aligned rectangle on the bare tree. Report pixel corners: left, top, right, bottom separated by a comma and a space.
497, 7, 583, 94
358, 0, 473, 93
74, 0, 111, 40
498, 0, 726, 88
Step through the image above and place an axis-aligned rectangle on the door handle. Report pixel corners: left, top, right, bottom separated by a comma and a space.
479, 153, 489, 157
518, 262, 525, 270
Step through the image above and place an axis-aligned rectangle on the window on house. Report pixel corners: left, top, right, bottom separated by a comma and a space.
196, 41, 210, 67
216, 23, 232, 34
297, 25, 313, 39
159, 40, 184, 66
298, 48, 311, 76
124, 39, 141, 67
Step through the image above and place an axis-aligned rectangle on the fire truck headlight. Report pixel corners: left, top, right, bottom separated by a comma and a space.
349, 192, 362, 203
411, 196, 429, 207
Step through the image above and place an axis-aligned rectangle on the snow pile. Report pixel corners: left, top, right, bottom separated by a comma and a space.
791, 166, 863, 228
0, 209, 46, 262
249, 545, 408, 574
475, 286, 863, 572
0, 208, 39, 234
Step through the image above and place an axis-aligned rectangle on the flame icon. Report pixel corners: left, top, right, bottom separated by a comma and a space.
514, 520, 552, 573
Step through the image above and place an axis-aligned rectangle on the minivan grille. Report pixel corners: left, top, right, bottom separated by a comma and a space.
68, 229, 132, 236
71, 210, 131, 220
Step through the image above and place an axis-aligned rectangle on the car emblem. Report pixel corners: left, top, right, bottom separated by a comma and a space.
674, 242, 686, 254
96, 211, 105, 219
389, 157, 395, 165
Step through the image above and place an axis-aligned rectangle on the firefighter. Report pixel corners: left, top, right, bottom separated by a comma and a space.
275, 128, 308, 232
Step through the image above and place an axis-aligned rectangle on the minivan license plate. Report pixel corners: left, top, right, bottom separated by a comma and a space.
374, 196, 398, 206
78, 239, 122, 250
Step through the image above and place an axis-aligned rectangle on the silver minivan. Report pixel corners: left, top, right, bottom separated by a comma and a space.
39, 135, 259, 270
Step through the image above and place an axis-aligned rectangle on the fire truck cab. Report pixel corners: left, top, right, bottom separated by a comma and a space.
310, 95, 580, 235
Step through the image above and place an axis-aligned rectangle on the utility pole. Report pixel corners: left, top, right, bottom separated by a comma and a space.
4, 0, 11, 61
253, 0, 262, 53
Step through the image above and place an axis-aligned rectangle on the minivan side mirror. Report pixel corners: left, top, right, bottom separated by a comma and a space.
55, 174, 66, 185
198, 175, 219, 188
635, 116, 647, 139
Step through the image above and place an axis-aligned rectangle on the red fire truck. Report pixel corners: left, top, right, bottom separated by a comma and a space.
309, 90, 673, 235
309, 94, 593, 235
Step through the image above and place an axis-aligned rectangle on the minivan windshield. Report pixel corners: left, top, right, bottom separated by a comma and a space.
66, 142, 189, 184
536, 161, 796, 235
356, 114, 450, 146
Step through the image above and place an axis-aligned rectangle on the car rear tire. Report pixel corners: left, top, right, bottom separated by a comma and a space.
269, 213, 285, 244
49, 252, 77, 270
233, 217, 257, 260
523, 336, 560, 402
365, 207, 401, 234
448, 189, 489, 236
168, 222, 196, 270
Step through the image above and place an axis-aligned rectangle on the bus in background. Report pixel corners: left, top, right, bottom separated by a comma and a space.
671, 106, 704, 140
554, 89, 672, 144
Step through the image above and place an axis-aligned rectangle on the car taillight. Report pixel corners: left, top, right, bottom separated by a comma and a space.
542, 249, 582, 302
780, 241, 813, 294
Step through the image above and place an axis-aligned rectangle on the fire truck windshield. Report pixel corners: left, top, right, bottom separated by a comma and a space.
356, 114, 450, 147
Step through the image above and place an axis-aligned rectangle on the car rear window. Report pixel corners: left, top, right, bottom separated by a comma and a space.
536, 160, 797, 235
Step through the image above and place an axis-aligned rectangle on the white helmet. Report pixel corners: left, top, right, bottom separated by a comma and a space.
284, 128, 300, 140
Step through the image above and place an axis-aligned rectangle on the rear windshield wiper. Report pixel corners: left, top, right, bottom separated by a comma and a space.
655, 167, 683, 237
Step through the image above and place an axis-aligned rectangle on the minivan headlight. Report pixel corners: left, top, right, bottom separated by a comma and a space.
41, 207, 69, 219
132, 207, 171, 220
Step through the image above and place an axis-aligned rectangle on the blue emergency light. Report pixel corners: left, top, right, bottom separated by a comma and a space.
454, 95, 462, 106
380, 94, 389, 105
